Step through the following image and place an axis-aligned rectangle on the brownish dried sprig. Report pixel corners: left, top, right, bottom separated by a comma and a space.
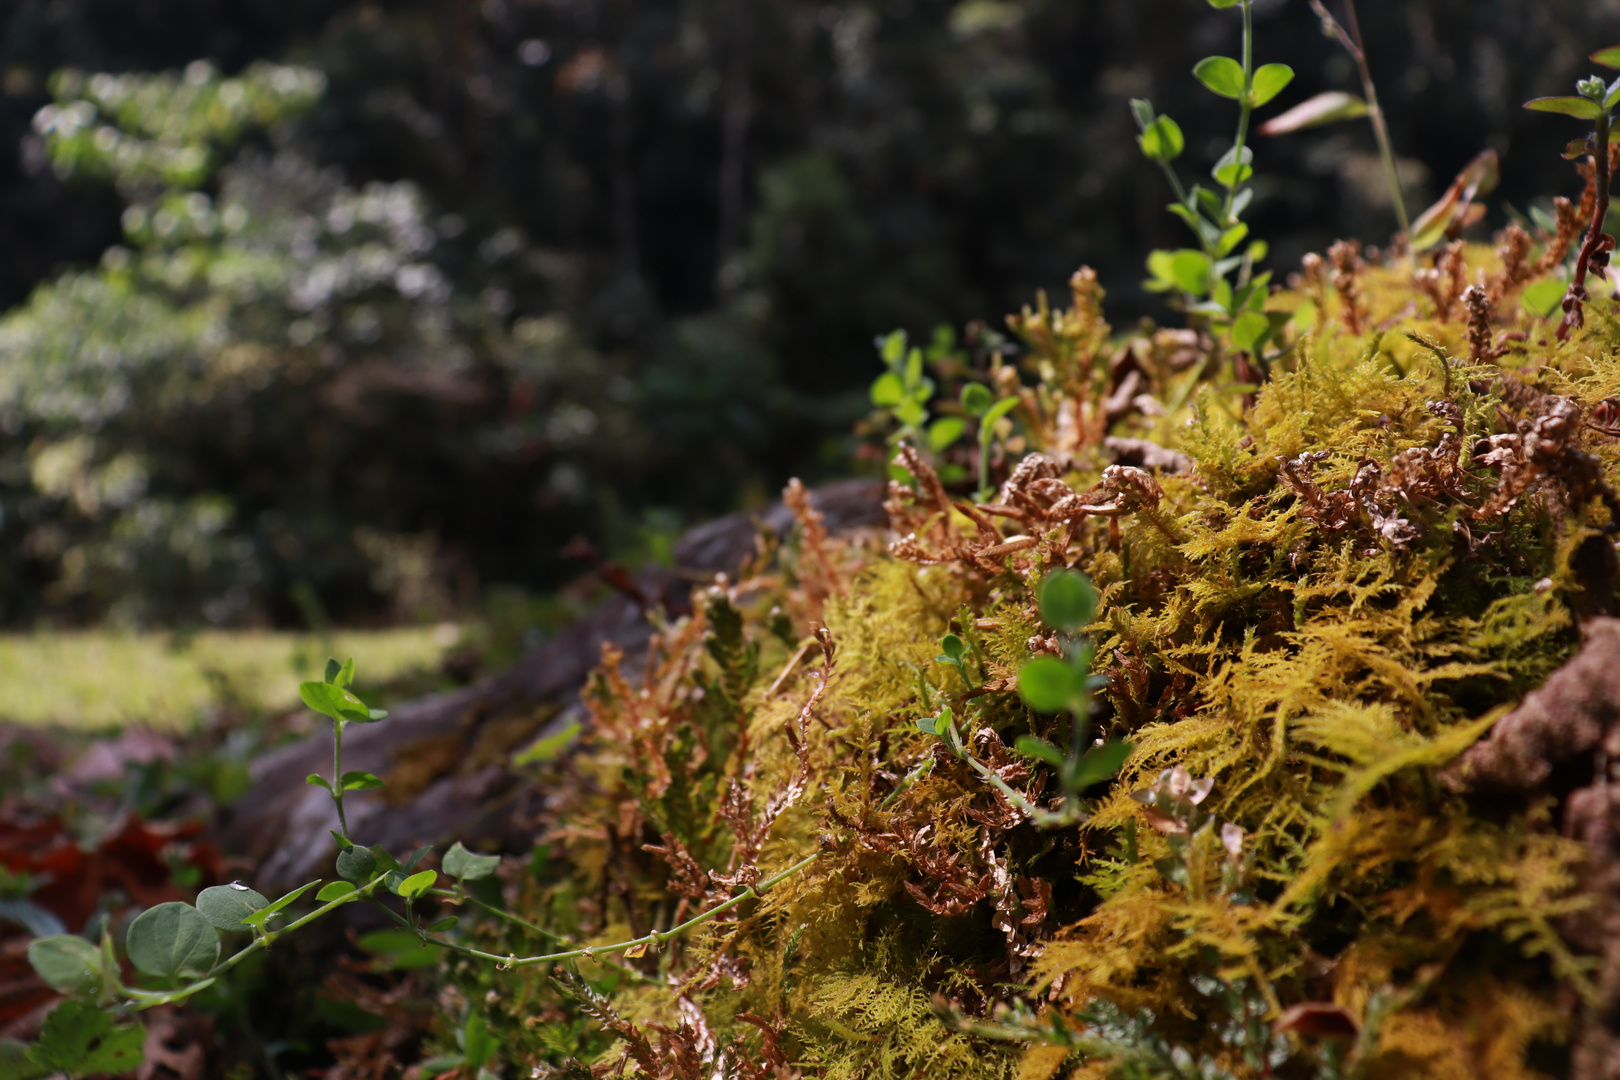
1328, 239, 1367, 333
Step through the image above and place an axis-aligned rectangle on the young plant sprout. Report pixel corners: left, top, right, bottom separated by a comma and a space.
1524, 45, 1620, 339
1131, 0, 1293, 360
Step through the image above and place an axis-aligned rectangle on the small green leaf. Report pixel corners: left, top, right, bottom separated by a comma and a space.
1205, 0, 1239, 9
357, 929, 441, 970
938, 633, 966, 661
514, 721, 581, 766
1248, 63, 1294, 108
443, 842, 502, 882
337, 845, 378, 883
195, 883, 270, 931
325, 658, 342, 683
461, 1012, 497, 1073
1522, 278, 1567, 318
979, 395, 1020, 433
915, 716, 940, 736
1167, 249, 1211, 296
306, 773, 334, 794
317, 881, 357, 902
299, 681, 372, 724
927, 416, 966, 452
1212, 145, 1255, 188
367, 708, 388, 722
1128, 97, 1156, 129
240, 880, 321, 929
878, 329, 907, 367
1019, 657, 1084, 713
324, 657, 355, 687
1217, 222, 1250, 256
340, 771, 385, 792
26, 935, 105, 996
27, 1000, 145, 1075
331, 830, 354, 850
1, 1037, 49, 1080
870, 371, 905, 407
372, 847, 402, 873
1592, 45, 1620, 69
1014, 736, 1067, 769
1524, 96, 1604, 119
1193, 56, 1246, 100
1138, 115, 1185, 161
126, 902, 219, 977
1070, 740, 1133, 791
394, 870, 438, 900
1039, 570, 1098, 632
428, 916, 460, 933
960, 383, 994, 416
1230, 310, 1271, 353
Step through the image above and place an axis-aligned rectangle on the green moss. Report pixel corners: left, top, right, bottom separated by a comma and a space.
464, 244, 1620, 1080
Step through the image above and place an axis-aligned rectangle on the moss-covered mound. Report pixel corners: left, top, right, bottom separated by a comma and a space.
447, 239, 1620, 1080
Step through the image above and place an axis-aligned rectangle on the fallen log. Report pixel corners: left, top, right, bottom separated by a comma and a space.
217, 478, 886, 893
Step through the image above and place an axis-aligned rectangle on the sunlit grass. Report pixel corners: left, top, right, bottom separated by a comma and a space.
0, 626, 460, 730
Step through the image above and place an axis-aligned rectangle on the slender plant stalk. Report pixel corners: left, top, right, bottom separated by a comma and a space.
1219, 0, 1256, 224
1561, 112, 1613, 341
331, 720, 349, 838
1340, 0, 1410, 243
424, 853, 821, 969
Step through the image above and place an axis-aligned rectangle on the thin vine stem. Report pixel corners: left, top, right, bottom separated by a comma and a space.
123, 877, 389, 1010
421, 852, 821, 970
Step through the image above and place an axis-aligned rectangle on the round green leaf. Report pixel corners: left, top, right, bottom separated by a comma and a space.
870, 371, 905, 407
126, 902, 219, 978
960, 383, 994, 416
442, 842, 501, 882
26, 935, 105, 996
1193, 56, 1246, 100
1524, 96, 1604, 119
939, 633, 966, 661
927, 415, 966, 452
195, 883, 269, 931
1230, 310, 1271, 353
337, 845, 378, 883
1138, 115, 1185, 162
1168, 249, 1211, 296
1039, 570, 1098, 632
1248, 63, 1294, 108
1019, 657, 1084, 713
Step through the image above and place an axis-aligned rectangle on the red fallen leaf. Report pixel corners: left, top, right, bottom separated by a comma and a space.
1272, 1002, 1360, 1040
0, 814, 220, 932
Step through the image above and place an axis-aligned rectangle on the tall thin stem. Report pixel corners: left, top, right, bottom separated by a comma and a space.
331, 720, 349, 838
1219, 0, 1256, 223
1340, 0, 1410, 244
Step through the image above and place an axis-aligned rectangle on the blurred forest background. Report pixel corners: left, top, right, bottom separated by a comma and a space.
1, 0, 1617, 630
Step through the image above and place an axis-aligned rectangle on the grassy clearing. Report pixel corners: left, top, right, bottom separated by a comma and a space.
0, 626, 459, 730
